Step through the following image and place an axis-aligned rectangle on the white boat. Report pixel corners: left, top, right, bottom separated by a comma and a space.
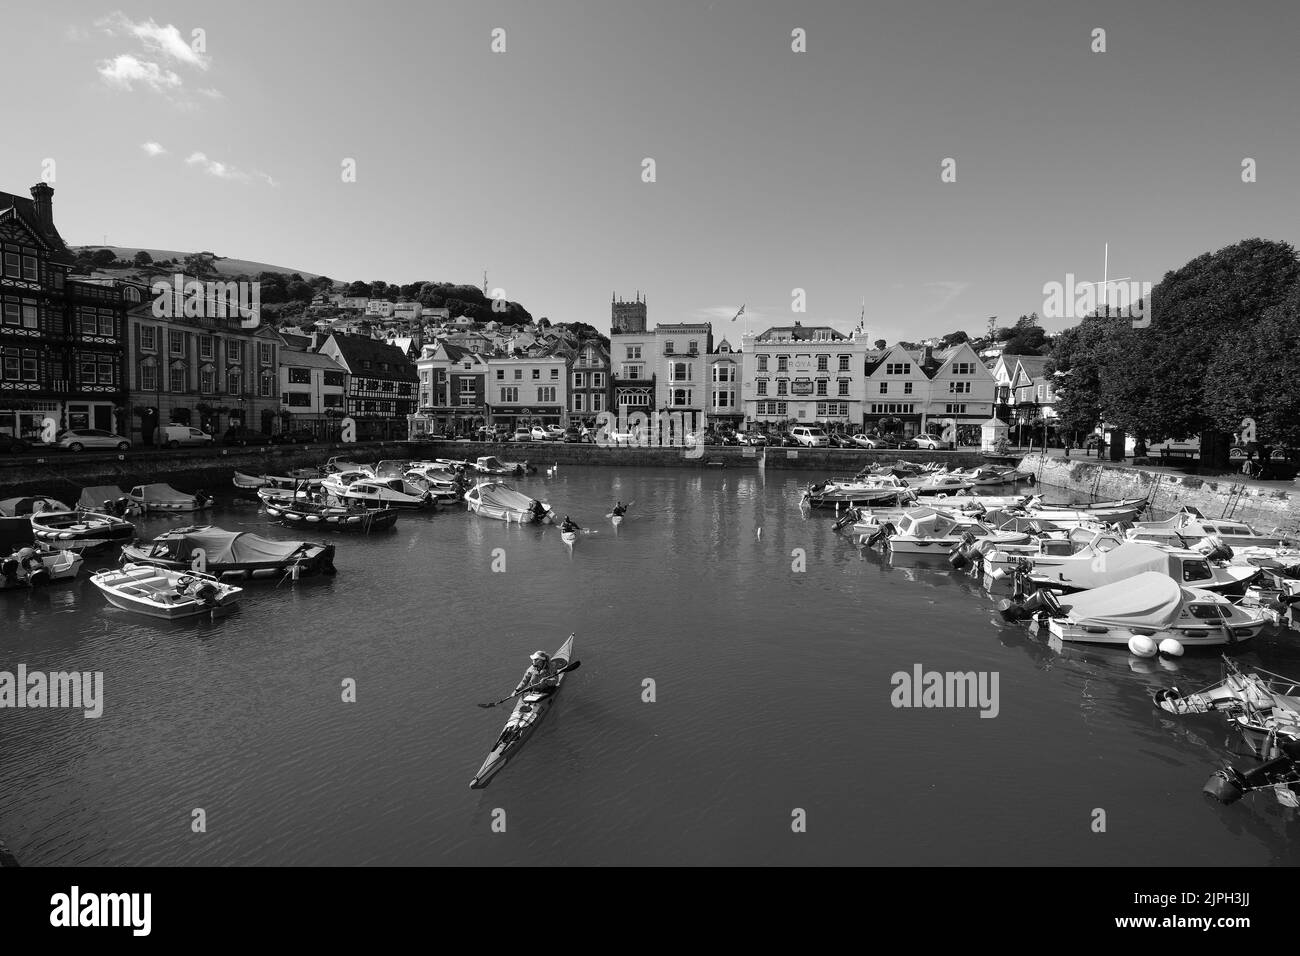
1129, 507, 1296, 549
561, 530, 577, 545
1155, 658, 1300, 748
1, 546, 83, 589
404, 469, 467, 503
0, 496, 70, 517
335, 477, 435, 510
474, 455, 530, 476
77, 485, 141, 517
29, 508, 135, 551
1018, 535, 1260, 594
908, 471, 975, 494
320, 470, 377, 499
464, 481, 554, 524
875, 506, 1032, 554
90, 564, 242, 619
910, 493, 1030, 510
1027, 571, 1268, 648
128, 483, 212, 513
321, 457, 374, 476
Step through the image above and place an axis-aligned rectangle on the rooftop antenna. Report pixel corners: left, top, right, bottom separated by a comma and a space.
1080, 243, 1130, 318
482, 270, 488, 295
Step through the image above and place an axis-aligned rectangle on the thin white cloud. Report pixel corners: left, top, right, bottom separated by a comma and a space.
98, 54, 182, 92
185, 152, 277, 187
140, 141, 167, 157
921, 281, 970, 315
197, 88, 224, 100
99, 12, 210, 70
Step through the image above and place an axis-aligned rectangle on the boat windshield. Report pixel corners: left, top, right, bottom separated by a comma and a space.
1188, 603, 1228, 620
1181, 560, 1213, 582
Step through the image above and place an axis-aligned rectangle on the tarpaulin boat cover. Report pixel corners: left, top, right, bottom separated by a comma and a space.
135, 483, 195, 504
475, 483, 536, 511
0, 496, 69, 516
152, 529, 307, 564
78, 485, 128, 509
1059, 571, 1185, 628
1080, 541, 1183, 579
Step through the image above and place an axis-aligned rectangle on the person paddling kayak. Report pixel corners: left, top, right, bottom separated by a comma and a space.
560, 515, 582, 534
611, 501, 628, 518
515, 650, 559, 695
527, 499, 548, 523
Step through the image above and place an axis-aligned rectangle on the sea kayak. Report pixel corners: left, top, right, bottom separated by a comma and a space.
470, 634, 576, 789
561, 530, 577, 545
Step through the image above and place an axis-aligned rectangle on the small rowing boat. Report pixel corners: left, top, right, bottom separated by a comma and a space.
263, 497, 400, 532
90, 564, 242, 619
471, 634, 576, 789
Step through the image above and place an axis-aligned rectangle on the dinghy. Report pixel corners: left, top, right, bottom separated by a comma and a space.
121, 526, 336, 580
263, 497, 400, 532
30, 507, 135, 551
90, 564, 242, 619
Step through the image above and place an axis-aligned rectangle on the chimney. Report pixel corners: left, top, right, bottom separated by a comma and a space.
923, 344, 934, 367
29, 182, 54, 235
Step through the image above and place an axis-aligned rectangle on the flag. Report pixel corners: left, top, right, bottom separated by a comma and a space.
731, 304, 746, 322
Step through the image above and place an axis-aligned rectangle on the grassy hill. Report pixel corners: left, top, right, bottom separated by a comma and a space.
70, 246, 322, 282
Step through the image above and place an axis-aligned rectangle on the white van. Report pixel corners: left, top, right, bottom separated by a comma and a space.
790, 426, 830, 448
155, 424, 215, 448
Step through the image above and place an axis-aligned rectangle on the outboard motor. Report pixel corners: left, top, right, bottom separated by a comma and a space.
1202, 741, 1300, 805
1200, 535, 1234, 563
1, 558, 19, 581
193, 582, 219, 607
27, 566, 51, 588
948, 531, 978, 569
832, 508, 859, 533
864, 522, 896, 549
194, 489, 211, 508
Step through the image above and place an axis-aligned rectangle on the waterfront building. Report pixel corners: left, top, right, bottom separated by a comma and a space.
569, 340, 610, 425
485, 352, 568, 430
740, 323, 867, 430
862, 341, 996, 443
411, 342, 488, 437
277, 335, 348, 439
316, 333, 417, 441
705, 338, 744, 432
125, 291, 282, 442
0, 183, 136, 440
610, 327, 656, 422
654, 322, 712, 437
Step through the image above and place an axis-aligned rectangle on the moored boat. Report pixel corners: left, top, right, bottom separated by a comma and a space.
0, 496, 70, 517
1, 545, 83, 589
464, 481, 554, 524
121, 526, 336, 580
334, 477, 435, 510
1128, 506, 1294, 549
471, 634, 576, 789
30, 508, 135, 551
871, 506, 1031, 554
263, 497, 400, 532
128, 483, 212, 513
90, 563, 242, 619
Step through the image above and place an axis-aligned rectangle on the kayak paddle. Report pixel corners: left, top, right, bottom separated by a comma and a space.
477, 659, 582, 708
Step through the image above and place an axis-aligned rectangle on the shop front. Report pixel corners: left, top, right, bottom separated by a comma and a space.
0, 401, 61, 441
488, 405, 565, 429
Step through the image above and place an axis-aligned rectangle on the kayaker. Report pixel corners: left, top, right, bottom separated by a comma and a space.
612, 501, 627, 517
516, 651, 558, 695
528, 499, 548, 523
560, 515, 581, 533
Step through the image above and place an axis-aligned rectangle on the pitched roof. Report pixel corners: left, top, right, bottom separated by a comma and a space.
0, 186, 73, 263
281, 349, 346, 371
1010, 355, 1050, 379
278, 331, 312, 351
325, 333, 418, 381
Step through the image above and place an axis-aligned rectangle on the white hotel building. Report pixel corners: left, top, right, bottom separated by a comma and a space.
739, 324, 868, 428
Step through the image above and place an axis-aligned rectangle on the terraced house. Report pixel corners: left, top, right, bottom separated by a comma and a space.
486, 352, 568, 431
863, 341, 996, 443
0, 183, 135, 442
569, 340, 609, 425
740, 323, 867, 429
317, 333, 417, 441
411, 341, 488, 437
655, 322, 711, 438
126, 293, 282, 443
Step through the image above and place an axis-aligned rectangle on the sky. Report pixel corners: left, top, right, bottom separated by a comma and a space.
3, 0, 1298, 343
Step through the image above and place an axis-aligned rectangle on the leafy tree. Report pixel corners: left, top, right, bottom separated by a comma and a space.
940, 330, 969, 347
345, 280, 369, 296
90, 248, 118, 268
287, 280, 315, 303
873, 339, 887, 350
133, 250, 154, 267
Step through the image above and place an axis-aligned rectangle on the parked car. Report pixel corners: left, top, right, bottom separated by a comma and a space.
0, 434, 31, 454
787, 426, 829, 448
736, 432, 768, 446
563, 425, 595, 443
542, 425, 565, 441
895, 438, 919, 450
716, 432, 740, 446
510, 428, 533, 442
59, 429, 131, 452
828, 433, 856, 448
912, 434, 942, 450
607, 427, 641, 445
529, 426, 549, 441
273, 428, 316, 444
222, 427, 273, 447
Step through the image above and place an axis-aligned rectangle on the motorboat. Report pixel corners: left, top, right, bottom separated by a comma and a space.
404, 469, 468, 504
320, 470, 378, 499
0, 496, 70, 517
232, 471, 269, 496
803, 474, 913, 509
90, 564, 242, 619
77, 485, 141, 517
907, 471, 975, 494
334, 477, 435, 510
1002, 571, 1268, 648
1015, 535, 1260, 594
474, 455, 526, 476
121, 526, 336, 580
1, 545, 83, 589
910, 493, 1031, 510
1154, 656, 1300, 747
1128, 506, 1295, 549
30, 507, 135, 552
871, 506, 1032, 554
263, 497, 400, 532
234, 470, 322, 497
464, 481, 555, 524
1024, 501, 1145, 525
321, 457, 374, 476
128, 483, 213, 513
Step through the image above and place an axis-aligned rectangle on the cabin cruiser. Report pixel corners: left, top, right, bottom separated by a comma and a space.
907, 471, 975, 494
1001, 571, 1268, 648
320, 470, 378, 499
1128, 506, 1295, 549
464, 481, 554, 523
121, 526, 336, 580
1011, 534, 1260, 595
334, 477, 436, 510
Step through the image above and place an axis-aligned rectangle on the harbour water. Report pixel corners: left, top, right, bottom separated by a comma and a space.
4, 464, 1300, 865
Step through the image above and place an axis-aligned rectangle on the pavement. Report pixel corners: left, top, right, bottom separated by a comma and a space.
1018, 446, 1299, 491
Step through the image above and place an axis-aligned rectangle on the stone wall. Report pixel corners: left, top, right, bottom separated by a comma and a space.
1021, 452, 1300, 534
